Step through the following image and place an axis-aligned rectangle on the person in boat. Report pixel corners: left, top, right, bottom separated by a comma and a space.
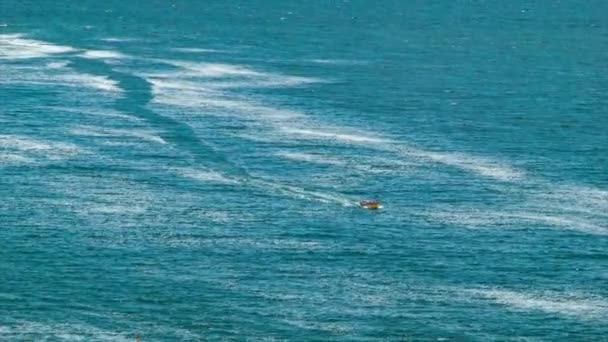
360, 200, 381, 209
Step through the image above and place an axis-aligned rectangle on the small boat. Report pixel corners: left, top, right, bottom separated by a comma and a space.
359, 200, 382, 210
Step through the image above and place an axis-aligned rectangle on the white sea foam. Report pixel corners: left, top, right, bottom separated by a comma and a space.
51, 106, 142, 122
69, 126, 166, 144
149, 79, 301, 121
306, 58, 366, 65
177, 168, 241, 185
0, 135, 80, 156
467, 289, 608, 321
163, 60, 261, 77
100, 37, 135, 43
198, 97, 302, 120
537, 184, 608, 215
0, 135, 82, 165
86, 204, 147, 215
431, 207, 608, 236
150, 59, 320, 87
0, 153, 33, 164
275, 151, 416, 176
280, 127, 390, 145
172, 47, 224, 53
251, 179, 357, 206
46, 60, 70, 69
1, 65, 122, 94
0, 34, 76, 59
513, 213, 608, 235
56, 73, 122, 93
175, 237, 326, 251
0, 321, 133, 342
401, 148, 524, 181
176, 164, 355, 206
148, 58, 525, 185
276, 151, 347, 166
80, 49, 127, 60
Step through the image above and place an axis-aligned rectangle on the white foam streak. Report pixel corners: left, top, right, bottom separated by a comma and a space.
164, 60, 261, 77
280, 127, 390, 144
431, 208, 607, 235
46, 61, 70, 69
276, 152, 346, 166
0, 135, 79, 153
176, 165, 355, 206
306, 58, 366, 65
540, 185, 608, 214
1, 65, 122, 94
0, 153, 33, 164
102, 36, 136, 42
56, 73, 122, 93
172, 47, 224, 53
251, 179, 356, 207
514, 213, 607, 235
150, 59, 320, 87
80, 49, 127, 59
52, 106, 141, 122
402, 149, 524, 181
177, 168, 241, 185
0, 135, 81, 163
468, 289, 608, 320
69, 126, 166, 145
149, 79, 301, 121
0, 34, 76, 59
0, 321, 133, 342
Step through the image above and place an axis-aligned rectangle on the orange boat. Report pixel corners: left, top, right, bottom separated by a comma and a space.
359, 200, 383, 210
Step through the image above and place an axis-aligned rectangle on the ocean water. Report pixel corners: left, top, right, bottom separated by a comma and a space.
1, 1, 607, 341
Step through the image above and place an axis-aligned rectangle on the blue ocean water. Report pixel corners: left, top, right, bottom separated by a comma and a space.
1, 1, 607, 340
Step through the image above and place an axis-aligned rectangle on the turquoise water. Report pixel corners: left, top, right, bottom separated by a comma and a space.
1, 1, 607, 340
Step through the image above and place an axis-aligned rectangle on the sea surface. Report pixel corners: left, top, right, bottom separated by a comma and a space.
1, 1, 607, 341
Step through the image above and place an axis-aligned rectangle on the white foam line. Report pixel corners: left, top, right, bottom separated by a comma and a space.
80, 49, 127, 60
276, 151, 419, 176
250, 179, 357, 207
51, 106, 142, 122
149, 59, 321, 86
0, 135, 81, 163
171, 47, 224, 53
538, 184, 608, 214
430, 208, 608, 236
512, 212, 608, 235
0, 321, 134, 342
69, 126, 167, 145
55, 73, 122, 93
99, 37, 136, 42
0, 135, 80, 154
0, 153, 33, 164
148, 79, 302, 121
401, 148, 525, 181
177, 168, 241, 185
162, 60, 262, 77
467, 289, 608, 321
276, 151, 347, 166
280, 127, 391, 145
46, 60, 70, 69
1, 64, 122, 94
176, 165, 355, 206
306, 58, 367, 65
0, 34, 76, 59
